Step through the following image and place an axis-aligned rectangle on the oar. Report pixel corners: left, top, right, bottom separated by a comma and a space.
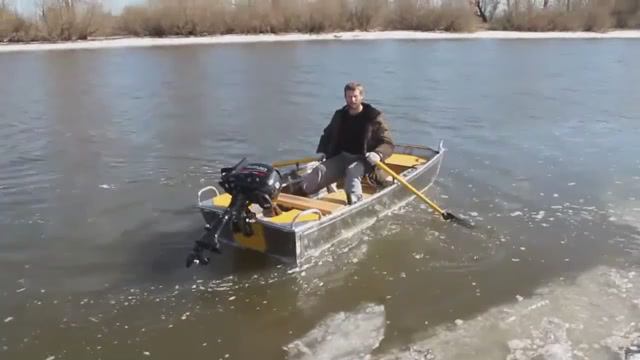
272, 155, 323, 168
375, 160, 474, 229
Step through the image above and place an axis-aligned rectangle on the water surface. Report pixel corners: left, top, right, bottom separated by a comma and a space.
1, 39, 639, 359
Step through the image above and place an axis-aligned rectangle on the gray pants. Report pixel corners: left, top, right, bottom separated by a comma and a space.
301, 152, 366, 203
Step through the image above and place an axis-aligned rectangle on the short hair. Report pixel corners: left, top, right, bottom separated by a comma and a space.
344, 82, 364, 95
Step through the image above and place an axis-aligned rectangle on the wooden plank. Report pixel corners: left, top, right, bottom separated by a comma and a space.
276, 193, 342, 215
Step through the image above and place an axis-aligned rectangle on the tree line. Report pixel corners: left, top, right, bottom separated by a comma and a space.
1, 0, 639, 43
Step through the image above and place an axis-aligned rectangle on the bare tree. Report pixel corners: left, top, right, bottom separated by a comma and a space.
352, 0, 389, 30
38, 0, 105, 40
473, 0, 501, 22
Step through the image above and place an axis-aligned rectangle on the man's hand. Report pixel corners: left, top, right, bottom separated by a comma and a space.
365, 152, 381, 165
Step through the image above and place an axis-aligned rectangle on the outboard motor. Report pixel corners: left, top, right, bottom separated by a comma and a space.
186, 158, 282, 267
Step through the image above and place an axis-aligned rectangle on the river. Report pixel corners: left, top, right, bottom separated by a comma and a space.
1, 38, 639, 359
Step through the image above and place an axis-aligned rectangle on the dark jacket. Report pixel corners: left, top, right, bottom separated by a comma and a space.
316, 102, 394, 161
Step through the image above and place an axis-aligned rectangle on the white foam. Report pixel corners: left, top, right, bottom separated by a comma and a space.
2, 30, 640, 53
608, 200, 640, 230
532, 211, 546, 220
293, 234, 370, 312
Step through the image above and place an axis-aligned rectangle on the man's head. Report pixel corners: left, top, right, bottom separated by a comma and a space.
343, 82, 364, 113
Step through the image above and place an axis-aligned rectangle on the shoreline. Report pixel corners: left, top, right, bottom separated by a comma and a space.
1, 30, 640, 53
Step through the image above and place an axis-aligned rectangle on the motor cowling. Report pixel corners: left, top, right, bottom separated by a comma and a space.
218, 163, 282, 210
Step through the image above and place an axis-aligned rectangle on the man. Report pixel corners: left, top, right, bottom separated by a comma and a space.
300, 82, 394, 204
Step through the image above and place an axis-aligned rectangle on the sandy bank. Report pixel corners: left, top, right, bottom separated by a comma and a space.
1, 30, 639, 53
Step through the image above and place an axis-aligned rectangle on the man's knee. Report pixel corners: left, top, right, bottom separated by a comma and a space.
301, 164, 327, 195
345, 160, 365, 179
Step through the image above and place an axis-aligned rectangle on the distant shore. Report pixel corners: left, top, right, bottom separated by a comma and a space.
1, 30, 639, 53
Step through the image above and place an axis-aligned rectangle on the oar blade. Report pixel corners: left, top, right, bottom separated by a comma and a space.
375, 159, 476, 229
442, 211, 475, 229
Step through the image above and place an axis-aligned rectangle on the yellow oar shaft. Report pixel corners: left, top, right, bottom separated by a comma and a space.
375, 160, 446, 215
272, 156, 322, 168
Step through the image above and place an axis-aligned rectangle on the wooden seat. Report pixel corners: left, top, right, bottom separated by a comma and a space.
384, 153, 427, 173
276, 193, 343, 215
320, 189, 371, 205
321, 190, 350, 205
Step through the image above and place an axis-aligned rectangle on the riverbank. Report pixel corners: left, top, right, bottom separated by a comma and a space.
1, 30, 640, 53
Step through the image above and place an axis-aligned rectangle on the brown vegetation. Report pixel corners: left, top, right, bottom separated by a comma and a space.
112, 0, 476, 35
0, 0, 35, 42
490, 0, 634, 31
1, 0, 114, 42
1, 0, 639, 43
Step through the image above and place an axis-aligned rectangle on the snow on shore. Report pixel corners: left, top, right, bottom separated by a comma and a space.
1, 30, 640, 53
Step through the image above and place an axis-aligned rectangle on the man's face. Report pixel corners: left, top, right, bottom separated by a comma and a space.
344, 89, 363, 110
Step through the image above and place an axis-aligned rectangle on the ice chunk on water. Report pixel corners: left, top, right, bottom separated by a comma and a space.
373, 266, 640, 360
626, 346, 640, 360
285, 303, 385, 360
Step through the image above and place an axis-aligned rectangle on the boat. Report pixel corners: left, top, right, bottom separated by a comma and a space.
186, 141, 446, 267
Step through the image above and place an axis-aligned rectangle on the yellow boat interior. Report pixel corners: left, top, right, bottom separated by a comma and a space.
207, 152, 429, 227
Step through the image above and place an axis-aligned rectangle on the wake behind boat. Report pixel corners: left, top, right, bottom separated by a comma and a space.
186, 141, 446, 267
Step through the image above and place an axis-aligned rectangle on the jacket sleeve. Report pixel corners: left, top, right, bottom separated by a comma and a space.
316, 111, 339, 155
371, 114, 394, 161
